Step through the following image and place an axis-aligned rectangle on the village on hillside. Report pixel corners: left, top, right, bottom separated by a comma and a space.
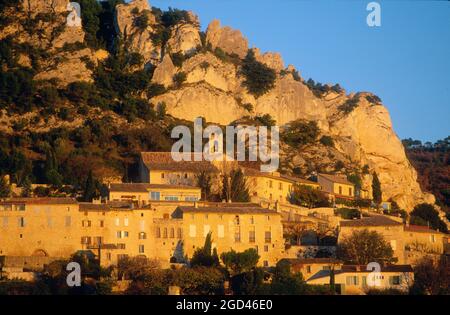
0, 151, 449, 295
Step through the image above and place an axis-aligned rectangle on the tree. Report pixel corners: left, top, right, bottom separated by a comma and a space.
82, 170, 97, 202
372, 172, 382, 206
284, 223, 310, 245
196, 170, 212, 201
0, 175, 10, 198
220, 249, 259, 275
337, 229, 396, 265
230, 267, 266, 295
21, 177, 32, 197
282, 120, 319, 148
410, 203, 448, 233
190, 232, 220, 267
410, 256, 450, 295
270, 260, 307, 294
221, 168, 250, 202
240, 50, 276, 97
289, 184, 330, 208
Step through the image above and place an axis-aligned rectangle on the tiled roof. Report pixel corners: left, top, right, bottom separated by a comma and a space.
79, 201, 133, 211
404, 224, 443, 234
140, 152, 219, 173
0, 197, 77, 205
280, 258, 342, 265
109, 183, 199, 192
178, 205, 278, 215
318, 173, 354, 186
340, 215, 402, 227
242, 167, 318, 185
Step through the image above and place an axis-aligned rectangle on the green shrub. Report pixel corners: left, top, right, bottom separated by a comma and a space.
147, 83, 166, 98
133, 12, 150, 31
320, 135, 334, 147
240, 50, 276, 97
335, 208, 360, 219
282, 120, 319, 147
338, 97, 359, 114
171, 52, 185, 68
366, 94, 382, 104
254, 114, 276, 127
173, 72, 187, 88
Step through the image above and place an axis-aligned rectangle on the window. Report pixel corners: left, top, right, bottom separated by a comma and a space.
82, 220, 91, 227
218, 225, 224, 238
234, 215, 240, 225
185, 196, 198, 201
117, 244, 126, 250
269, 181, 273, 188
234, 227, 241, 243
279, 182, 283, 190
161, 173, 165, 179
165, 196, 179, 201
263, 261, 269, 267
81, 236, 91, 245
99, 220, 104, 228
264, 245, 269, 252
139, 232, 147, 240
124, 218, 129, 227
163, 228, 168, 238
339, 186, 343, 195
203, 225, 210, 237
18, 217, 25, 227
114, 218, 120, 226
177, 228, 183, 238
184, 173, 188, 179
94, 237, 102, 245
349, 188, 353, 196
250, 216, 254, 224
170, 228, 175, 238
265, 231, 271, 243
156, 227, 161, 238
150, 192, 161, 201
65, 216, 71, 227
189, 225, 196, 237
346, 276, 358, 286
248, 229, 256, 243
17, 204, 25, 211
139, 245, 145, 254
362, 276, 367, 287
322, 266, 331, 271
390, 276, 401, 286
306, 266, 311, 273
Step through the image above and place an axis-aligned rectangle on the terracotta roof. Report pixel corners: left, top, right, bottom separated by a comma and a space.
404, 224, 443, 234
242, 167, 318, 185
340, 215, 402, 227
0, 198, 77, 205
109, 183, 199, 192
79, 201, 133, 211
318, 173, 354, 186
178, 205, 278, 215
140, 152, 219, 173
280, 258, 342, 265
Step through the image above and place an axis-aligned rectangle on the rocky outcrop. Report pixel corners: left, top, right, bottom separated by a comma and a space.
152, 54, 176, 87
252, 48, 285, 72
115, 0, 160, 65
167, 23, 201, 54
206, 19, 249, 58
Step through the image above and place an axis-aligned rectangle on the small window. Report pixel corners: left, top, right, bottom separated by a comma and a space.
139, 245, 145, 254
265, 231, 271, 243
306, 266, 311, 273
263, 261, 269, 267
390, 276, 401, 285
279, 182, 283, 190
18, 217, 25, 227
150, 192, 161, 201
264, 245, 269, 252
177, 228, 182, 238
139, 232, 147, 240
161, 173, 165, 179
170, 228, 175, 238
156, 227, 161, 238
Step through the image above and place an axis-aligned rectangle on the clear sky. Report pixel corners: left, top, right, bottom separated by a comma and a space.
149, 0, 450, 142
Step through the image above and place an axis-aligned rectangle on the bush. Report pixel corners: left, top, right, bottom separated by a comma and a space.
338, 97, 359, 114
335, 208, 360, 219
170, 52, 185, 68
289, 185, 331, 208
172, 72, 187, 88
254, 114, 276, 127
320, 135, 334, 147
240, 50, 276, 97
282, 120, 319, 148
147, 83, 166, 98
410, 203, 448, 233
133, 12, 150, 31
366, 94, 382, 104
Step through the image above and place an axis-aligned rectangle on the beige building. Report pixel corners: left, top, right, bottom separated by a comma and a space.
109, 183, 201, 206
318, 173, 355, 201
306, 264, 414, 295
243, 167, 320, 204
0, 198, 285, 270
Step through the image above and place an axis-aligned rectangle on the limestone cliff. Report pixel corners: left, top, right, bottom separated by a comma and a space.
0, 0, 434, 211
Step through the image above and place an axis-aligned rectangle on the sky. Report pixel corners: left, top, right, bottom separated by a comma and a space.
148, 0, 450, 143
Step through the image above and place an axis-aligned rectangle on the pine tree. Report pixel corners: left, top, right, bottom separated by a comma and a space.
230, 168, 250, 202
82, 170, 97, 202
372, 172, 382, 206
